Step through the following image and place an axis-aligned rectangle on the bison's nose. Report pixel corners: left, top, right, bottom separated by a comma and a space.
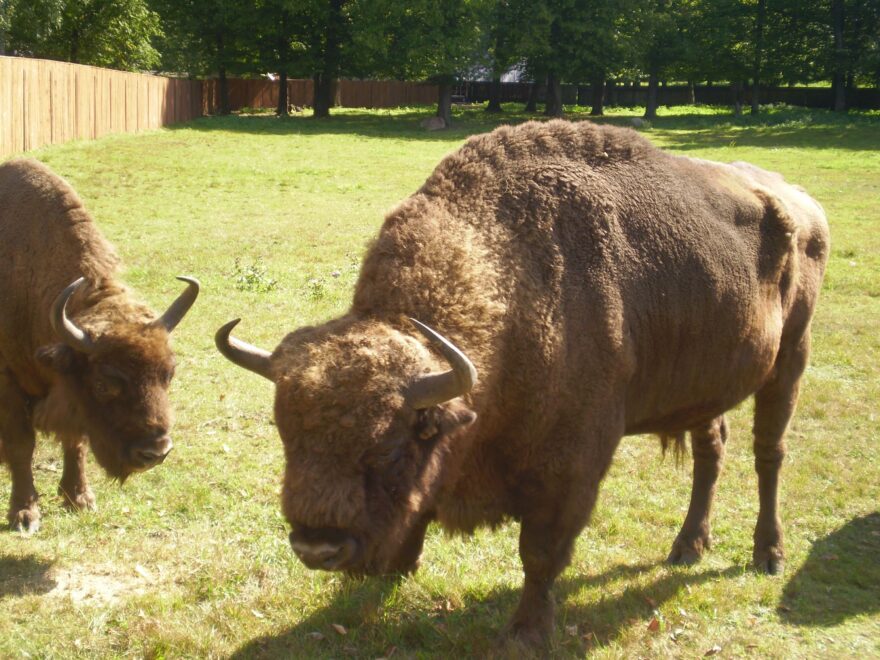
130, 436, 173, 469
289, 531, 359, 571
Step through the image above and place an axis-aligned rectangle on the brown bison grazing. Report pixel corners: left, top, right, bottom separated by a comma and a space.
215, 120, 829, 644
0, 158, 199, 533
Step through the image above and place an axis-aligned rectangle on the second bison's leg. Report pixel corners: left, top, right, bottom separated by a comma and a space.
668, 416, 728, 565
0, 373, 40, 532
752, 331, 810, 575
58, 434, 96, 511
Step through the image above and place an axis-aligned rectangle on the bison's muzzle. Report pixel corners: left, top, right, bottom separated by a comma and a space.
127, 435, 173, 470
288, 525, 361, 571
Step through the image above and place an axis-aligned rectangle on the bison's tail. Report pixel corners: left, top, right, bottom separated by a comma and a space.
659, 432, 688, 467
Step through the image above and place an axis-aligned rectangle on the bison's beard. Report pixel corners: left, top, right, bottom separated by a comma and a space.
86, 430, 133, 481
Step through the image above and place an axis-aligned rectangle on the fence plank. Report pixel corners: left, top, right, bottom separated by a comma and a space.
0, 56, 205, 159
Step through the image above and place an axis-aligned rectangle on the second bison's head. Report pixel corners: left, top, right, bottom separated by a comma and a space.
35, 277, 199, 480
216, 316, 477, 575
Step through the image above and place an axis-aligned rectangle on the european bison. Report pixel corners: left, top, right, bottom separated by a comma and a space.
0, 158, 199, 533
215, 120, 828, 643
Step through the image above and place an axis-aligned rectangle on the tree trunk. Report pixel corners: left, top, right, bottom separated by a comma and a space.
577, 85, 589, 106
544, 71, 563, 117
276, 70, 288, 116
525, 80, 542, 112
486, 77, 503, 113
751, 0, 766, 114
590, 75, 604, 116
313, 75, 338, 118
645, 69, 659, 119
218, 66, 230, 115
832, 0, 846, 111
687, 80, 696, 104
733, 80, 744, 116
436, 80, 453, 125
313, 0, 343, 119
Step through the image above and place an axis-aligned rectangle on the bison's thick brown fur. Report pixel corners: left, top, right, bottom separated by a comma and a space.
217, 120, 828, 644
0, 158, 198, 533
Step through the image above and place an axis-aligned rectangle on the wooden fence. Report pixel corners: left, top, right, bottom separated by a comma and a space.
458, 80, 880, 110
203, 78, 438, 114
0, 56, 202, 159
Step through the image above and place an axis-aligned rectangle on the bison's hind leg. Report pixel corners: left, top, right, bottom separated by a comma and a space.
57, 434, 97, 512
751, 330, 810, 575
667, 416, 728, 566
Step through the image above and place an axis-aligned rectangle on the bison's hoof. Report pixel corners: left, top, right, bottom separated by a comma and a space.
8, 504, 41, 534
59, 486, 97, 512
754, 546, 785, 575
504, 619, 552, 649
666, 533, 710, 566
505, 603, 554, 649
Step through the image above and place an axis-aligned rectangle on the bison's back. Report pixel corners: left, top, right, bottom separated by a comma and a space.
0, 159, 120, 393
433, 121, 827, 434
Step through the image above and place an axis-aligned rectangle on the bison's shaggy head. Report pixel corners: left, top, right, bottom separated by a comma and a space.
35, 277, 199, 480
216, 316, 477, 574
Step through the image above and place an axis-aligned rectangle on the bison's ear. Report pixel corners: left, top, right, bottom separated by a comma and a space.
425, 405, 476, 440
35, 343, 80, 374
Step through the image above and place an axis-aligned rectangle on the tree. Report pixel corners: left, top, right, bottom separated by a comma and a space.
308, 0, 348, 118
358, 0, 489, 126
631, 0, 695, 119
483, 0, 538, 113
5, 0, 161, 70
254, 0, 309, 115
153, 0, 254, 114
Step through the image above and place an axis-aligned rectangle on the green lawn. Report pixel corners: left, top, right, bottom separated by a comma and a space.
1, 104, 878, 659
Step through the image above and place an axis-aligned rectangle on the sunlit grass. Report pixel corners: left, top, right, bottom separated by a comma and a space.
0, 104, 878, 658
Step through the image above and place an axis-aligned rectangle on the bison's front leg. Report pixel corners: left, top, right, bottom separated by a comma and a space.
507, 510, 590, 646
506, 471, 604, 647
668, 416, 728, 565
57, 434, 96, 511
1, 375, 40, 533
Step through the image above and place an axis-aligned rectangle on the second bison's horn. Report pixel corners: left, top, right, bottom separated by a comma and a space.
215, 319, 274, 381
156, 276, 200, 332
50, 277, 97, 354
405, 318, 477, 409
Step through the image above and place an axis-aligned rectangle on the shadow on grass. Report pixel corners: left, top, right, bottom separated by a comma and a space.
169, 105, 880, 152
230, 560, 743, 659
780, 511, 880, 627
0, 554, 56, 599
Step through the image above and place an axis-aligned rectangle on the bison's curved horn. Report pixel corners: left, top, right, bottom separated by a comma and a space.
50, 277, 96, 354
215, 319, 274, 381
156, 276, 200, 332
405, 318, 477, 409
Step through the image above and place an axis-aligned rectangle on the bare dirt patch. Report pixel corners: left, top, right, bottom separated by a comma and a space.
47, 563, 153, 606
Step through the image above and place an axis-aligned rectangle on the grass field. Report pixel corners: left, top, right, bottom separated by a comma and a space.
1, 103, 878, 659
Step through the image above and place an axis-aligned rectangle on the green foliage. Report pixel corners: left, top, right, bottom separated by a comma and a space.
355, 0, 491, 83
150, 0, 255, 77
3, 0, 161, 70
231, 257, 277, 293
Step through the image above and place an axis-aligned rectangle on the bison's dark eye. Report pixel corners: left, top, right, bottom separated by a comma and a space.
93, 376, 122, 401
